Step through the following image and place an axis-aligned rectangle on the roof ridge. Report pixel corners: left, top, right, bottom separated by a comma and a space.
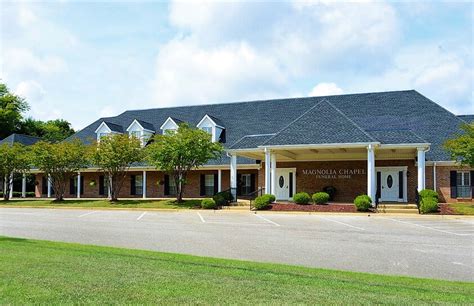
262, 99, 328, 145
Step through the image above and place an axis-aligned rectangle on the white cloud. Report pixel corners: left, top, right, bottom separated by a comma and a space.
309, 83, 344, 96
15, 80, 46, 102
99, 105, 120, 118
2, 48, 67, 79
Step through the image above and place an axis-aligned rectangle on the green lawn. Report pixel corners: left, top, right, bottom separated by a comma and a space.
450, 203, 474, 215
0, 237, 472, 304
0, 199, 201, 209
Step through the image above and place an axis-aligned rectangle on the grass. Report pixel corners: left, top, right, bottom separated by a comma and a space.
450, 203, 474, 215
0, 237, 472, 304
0, 199, 202, 209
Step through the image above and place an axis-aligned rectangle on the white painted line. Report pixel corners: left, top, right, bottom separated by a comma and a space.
255, 214, 280, 226
318, 216, 365, 231
452, 262, 472, 268
137, 212, 147, 221
78, 211, 98, 218
385, 218, 465, 236
197, 212, 206, 223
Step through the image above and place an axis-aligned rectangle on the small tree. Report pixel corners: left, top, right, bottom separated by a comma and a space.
0, 143, 30, 200
91, 134, 144, 201
444, 123, 474, 167
31, 140, 90, 201
146, 124, 223, 202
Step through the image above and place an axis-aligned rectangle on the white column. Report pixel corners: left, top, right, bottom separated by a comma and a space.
77, 172, 81, 199
417, 148, 426, 191
264, 149, 271, 194
270, 153, 277, 195
9, 173, 13, 199
433, 162, 437, 192
217, 169, 222, 192
47, 174, 52, 198
230, 154, 237, 200
22, 174, 26, 198
108, 175, 112, 199
367, 145, 376, 204
142, 170, 147, 199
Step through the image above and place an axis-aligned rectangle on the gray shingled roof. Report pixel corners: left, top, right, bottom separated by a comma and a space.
230, 134, 276, 149
0, 134, 42, 146
367, 130, 427, 144
70, 90, 468, 162
103, 121, 123, 133
458, 115, 474, 123
135, 119, 155, 131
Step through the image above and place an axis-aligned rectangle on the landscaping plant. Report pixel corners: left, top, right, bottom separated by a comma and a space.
354, 195, 372, 211
293, 192, 311, 204
419, 189, 439, 213
312, 192, 330, 205
0, 143, 30, 200
322, 186, 336, 201
253, 194, 275, 210
201, 198, 217, 209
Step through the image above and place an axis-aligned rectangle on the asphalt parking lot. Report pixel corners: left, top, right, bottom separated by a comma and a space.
0, 207, 472, 281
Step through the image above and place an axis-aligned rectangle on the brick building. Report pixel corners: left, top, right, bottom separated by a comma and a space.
31, 90, 473, 203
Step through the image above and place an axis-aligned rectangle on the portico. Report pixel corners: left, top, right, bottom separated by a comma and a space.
228, 142, 430, 204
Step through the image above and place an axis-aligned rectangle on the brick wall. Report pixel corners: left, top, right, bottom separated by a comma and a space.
434, 165, 473, 203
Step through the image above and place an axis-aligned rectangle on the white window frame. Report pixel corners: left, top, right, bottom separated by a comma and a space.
457, 171, 471, 198
204, 174, 214, 196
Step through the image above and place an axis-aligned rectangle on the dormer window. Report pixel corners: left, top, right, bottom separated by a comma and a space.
95, 121, 123, 142
196, 114, 225, 143
126, 119, 155, 147
160, 117, 183, 134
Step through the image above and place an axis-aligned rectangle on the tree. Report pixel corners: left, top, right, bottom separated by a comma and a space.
91, 134, 144, 201
19, 118, 75, 142
0, 143, 30, 200
31, 140, 90, 201
0, 83, 29, 139
444, 123, 474, 167
146, 124, 224, 202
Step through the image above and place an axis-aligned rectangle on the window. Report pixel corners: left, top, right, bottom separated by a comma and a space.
240, 174, 252, 196
204, 174, 214, 196
130, 131, 140, 139
135, 175, 143, 196
168, 176, 177, 196
457, 172, 471, 198
98, 132, 109, 139
201, 126, 212, 135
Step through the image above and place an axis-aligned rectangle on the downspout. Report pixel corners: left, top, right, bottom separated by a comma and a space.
433, 162, 437, 192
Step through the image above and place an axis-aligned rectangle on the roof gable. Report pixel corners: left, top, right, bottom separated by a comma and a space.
126, 119, 155, 132
94, 121, 123, 133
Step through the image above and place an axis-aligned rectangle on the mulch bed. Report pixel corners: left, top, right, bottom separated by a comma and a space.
438, 203, 456, 215
268, 203, 357, 212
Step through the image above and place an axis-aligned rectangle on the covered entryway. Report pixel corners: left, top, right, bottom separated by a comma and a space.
376, 167, 407, 203
274, 168, 296, 201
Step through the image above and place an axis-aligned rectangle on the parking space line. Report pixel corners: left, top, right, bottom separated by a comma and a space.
318, 216, 365, 231
254, 214, 280, 226
78, 211, 98, 218
197, 212, 206, 223
385, 218, 466, 236
137, 212, 147, 221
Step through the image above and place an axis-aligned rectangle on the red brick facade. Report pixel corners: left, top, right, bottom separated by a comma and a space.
34, 161, 472, 203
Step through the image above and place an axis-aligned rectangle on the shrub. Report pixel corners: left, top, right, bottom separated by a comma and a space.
254, 195, 271, 210
213, 190, 233, 205
419, 189, 438, 201
312, 192, 330, 204
293, 192, 311, 205
266, 194, 276, 203
323, 186, 336, 201
354, 195, 372, 212
213, 194, 227, 206
201, 198, 217, 209
420, 197, 439, 214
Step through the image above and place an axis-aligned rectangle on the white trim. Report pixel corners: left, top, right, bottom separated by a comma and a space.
197, 114, 224, 129
94, 121, 112, 134
379, 143, 430, 149
375, 166, 408, 202
259, 142, 380, 150
159, 117, 180, 130
126, 119, 154, 133
274, 167, 297, 201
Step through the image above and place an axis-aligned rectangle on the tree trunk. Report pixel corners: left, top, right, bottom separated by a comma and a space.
3, 174, 10, 201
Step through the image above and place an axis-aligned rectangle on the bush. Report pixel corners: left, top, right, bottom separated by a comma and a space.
322, 186, 336, 201
266, 194, 276, 203
420, 197, 439, 214
0, 191, 35, 198
419, 189, 438, 201
354, 195, 372, 212
293, 192, 311, 205
312, 192, 330, 204
254, 195, 272, 210
201, 198, 217, 209
212, 194, 227, 206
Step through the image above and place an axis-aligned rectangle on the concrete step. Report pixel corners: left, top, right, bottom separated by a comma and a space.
378, 204, 417, 209
378, 208, 419, 214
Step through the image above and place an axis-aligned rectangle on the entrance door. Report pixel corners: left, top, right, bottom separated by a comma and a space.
275, 169, 294, 201
380, 170, 400, 202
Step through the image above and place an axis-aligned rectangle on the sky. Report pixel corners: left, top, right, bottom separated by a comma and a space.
1, 1, 473, 130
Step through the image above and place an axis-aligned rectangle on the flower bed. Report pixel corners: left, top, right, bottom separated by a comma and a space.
268, 203, 357, 212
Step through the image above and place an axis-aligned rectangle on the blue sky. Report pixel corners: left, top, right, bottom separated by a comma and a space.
1, 1, 472, 130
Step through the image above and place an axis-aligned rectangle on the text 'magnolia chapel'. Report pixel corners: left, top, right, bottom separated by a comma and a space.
34, 90, 473, 204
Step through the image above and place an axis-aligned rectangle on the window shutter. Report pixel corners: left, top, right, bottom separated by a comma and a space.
130, 175, 136, 195
471, 171, 474, 198
376, 172, 381, 201
250, 174, 256, 193
288, 173, 293, 198
69, 177, 75, 195
80, 176, 84, 195
213, 173, 218, 194
164, 175, 170, 196
200, 174, 205, 196
450, 171, 457, 198
42, 177, 47, 195
398, 171, 403, 199
99, 175, 104, 195
237, 174, 242, 196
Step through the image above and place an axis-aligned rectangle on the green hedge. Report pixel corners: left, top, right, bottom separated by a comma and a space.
213, 190, 233, 206
354, 195, 372, 212
0, 191, 36, 198
253, 194, 275, 210
419, 189, 439, 214
312, 192, 330, 205
201, 198, 217, 209
293, 192, 311, 205
419, 189, 438, 201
